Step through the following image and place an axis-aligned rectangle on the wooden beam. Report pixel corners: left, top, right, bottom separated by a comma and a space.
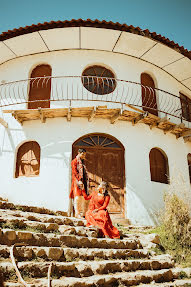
132, 112, 148, 125
111, 110, 121, 124
146, 112, 159, 120
162, 122, 183, 135
149, 121, 158, 130
88, 108, 96, 122
172, 123, 185, 131
38, 108, 46, 123
163, 125, 175, 134
0, 117, 8, 128
67, 107, 71, 122
181, 129, 191, 137
157, 116, 171, 128
3, 110, 13, 113
184, 136, 191, 143
170, 123, 185, 138
96, 105, 107, 110
12, 112, 23, 125
125, 104, 144, 114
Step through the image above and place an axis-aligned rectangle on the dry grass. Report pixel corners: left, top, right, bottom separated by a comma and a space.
153, 172, 191, 267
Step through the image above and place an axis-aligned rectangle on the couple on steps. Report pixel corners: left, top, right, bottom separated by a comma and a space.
69, 148, 120, 239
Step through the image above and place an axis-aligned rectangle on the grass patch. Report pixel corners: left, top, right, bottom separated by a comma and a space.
3, 270, 17, 282
178, 271, 189, 279
116, 223, 153, 235
149, 173, 191, 268
0, 221, 27, 230
15, 206, 26, 211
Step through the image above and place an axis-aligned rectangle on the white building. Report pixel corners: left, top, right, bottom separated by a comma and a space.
0, 19, 191, 225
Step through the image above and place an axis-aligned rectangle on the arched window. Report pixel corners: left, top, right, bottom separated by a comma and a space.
15, 141, 40, 178
180, 93, 191, 122
187, 153, 191, 183
149, 148, 169, 184
141, 73, 158, 116
28, 64, 51, 109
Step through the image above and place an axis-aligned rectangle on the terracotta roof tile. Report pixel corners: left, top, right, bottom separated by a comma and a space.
0, 19, 190, 60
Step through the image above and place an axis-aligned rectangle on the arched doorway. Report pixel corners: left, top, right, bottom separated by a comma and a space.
72, 133, 125, 217
28, 64, 52, 109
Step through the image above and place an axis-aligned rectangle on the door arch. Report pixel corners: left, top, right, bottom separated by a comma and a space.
28, 64, 52, 109
72, 133, 125, 217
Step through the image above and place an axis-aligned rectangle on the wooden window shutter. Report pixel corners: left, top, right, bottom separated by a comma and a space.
28, 64, 52, 109
180, 93, 191, 122
141, 73, 158, 116
149, 148, 168, 184
15, 141, 40, 178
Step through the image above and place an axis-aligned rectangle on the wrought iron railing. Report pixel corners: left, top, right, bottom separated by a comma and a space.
0, 76, 184, 119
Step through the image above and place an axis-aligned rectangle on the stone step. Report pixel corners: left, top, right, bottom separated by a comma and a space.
4, 279, 191, 287
120, 225, 154, 234
127, 225, 153, 230
131, 279, 191, 286
0, 208, 85, 227
0, 245, 149, 261
0, 228, 140, 249
0, 200, 67, 217
1, 256, 173, 279
2, 269, 176, 287
4, 275, 191, 287
111, 217, 131, 226
0, 216, 99, 237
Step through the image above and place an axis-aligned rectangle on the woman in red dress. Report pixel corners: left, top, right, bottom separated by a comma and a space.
82, 181, 120, 239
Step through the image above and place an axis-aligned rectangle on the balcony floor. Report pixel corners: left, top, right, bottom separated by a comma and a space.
3, 106, 191, 141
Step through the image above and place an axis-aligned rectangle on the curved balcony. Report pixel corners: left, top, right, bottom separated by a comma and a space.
1, 76, 191, 139
0, 76, 184, 118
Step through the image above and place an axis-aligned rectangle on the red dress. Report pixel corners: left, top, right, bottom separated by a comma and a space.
82, 190, 120, 239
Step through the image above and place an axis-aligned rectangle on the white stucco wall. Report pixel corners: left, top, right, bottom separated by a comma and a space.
0, 49, 191, 225
0, 49, 191, 124
0, 115, 191, 225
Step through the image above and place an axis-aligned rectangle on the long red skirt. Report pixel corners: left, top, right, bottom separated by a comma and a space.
85, 209, 120, 239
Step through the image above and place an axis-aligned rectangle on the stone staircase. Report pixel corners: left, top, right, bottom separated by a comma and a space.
0, 198, 190, 286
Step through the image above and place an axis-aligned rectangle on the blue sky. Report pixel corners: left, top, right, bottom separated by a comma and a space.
0, 0, 190, 50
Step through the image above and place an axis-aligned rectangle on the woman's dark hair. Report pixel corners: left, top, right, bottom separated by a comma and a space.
78, 148, 86, 153
99, 181, 109, 196
103, 189, 109, 196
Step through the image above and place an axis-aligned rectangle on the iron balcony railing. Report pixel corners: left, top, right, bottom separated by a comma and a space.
0, 75, 184, 119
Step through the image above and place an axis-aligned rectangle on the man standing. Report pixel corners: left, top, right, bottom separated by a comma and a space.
69, 148, 89, 218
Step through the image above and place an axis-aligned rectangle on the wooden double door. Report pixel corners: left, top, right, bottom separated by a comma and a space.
72, 134, 125, 217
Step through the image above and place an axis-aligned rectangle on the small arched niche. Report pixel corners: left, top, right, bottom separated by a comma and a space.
28, 64, 52, 109
141, 73, 158, 116
15, 141, 41, 178
149, 148, 169, 184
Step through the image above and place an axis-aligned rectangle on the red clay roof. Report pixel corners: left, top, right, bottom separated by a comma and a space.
0, 19, 191, 60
